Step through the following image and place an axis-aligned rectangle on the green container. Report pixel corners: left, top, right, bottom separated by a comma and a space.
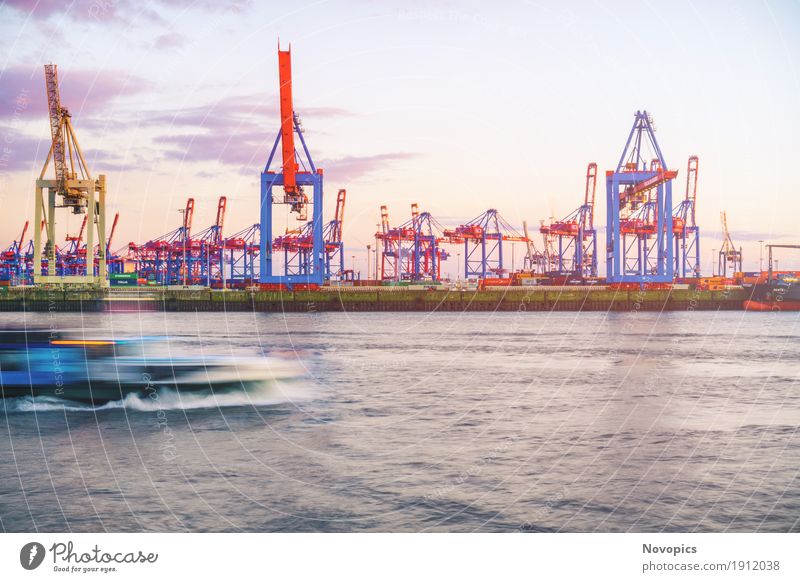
110, 278, 138, 287
110, 272, 137, 281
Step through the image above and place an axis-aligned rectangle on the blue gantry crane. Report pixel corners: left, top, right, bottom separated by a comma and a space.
223, 223, 260, 287
192, 196, 227, 285
606, 111, 677, 284
130, 197, 194, 285
377, 204, 449, 281
260, 45, 324, 288
444, 209, 526, 279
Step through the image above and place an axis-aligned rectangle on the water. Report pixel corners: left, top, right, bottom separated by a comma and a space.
1, 310, 798, 532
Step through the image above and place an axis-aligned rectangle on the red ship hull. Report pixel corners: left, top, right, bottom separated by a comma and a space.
743, 299, 800, 312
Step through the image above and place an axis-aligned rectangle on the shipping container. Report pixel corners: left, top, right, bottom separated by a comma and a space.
110, 279, 137, 287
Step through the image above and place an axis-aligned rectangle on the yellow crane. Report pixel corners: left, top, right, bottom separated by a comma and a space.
34, 64, 107, 286
718, 211, 742, 278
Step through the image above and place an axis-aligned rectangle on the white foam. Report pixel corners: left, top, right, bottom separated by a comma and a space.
2, 379, 313, 413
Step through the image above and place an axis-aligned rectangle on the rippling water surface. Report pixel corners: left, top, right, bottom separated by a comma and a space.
1, 310, 798, 532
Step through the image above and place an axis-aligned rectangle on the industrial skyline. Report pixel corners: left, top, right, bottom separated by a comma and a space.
1, 0, 799, 278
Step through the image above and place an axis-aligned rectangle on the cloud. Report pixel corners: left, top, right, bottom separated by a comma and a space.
154, 32, 186, 49
0, 123, 143, 174
3, 0, 252, 23
0, 66, 146, 121
146, 95, 354, 172
140, 95, 352, 133
320, 152, 418, 182
0, 125, 47, 172
728, 230, 796, 242
153, 125, 417, 183
155, 130, 270, 171
0, 66, 148, 173
3, 0, 156, 24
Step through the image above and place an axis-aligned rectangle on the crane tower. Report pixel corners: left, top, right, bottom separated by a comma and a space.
606, 111, 676, 284
260, 45, 324, 287
34, 64, 107, 285
718, 211, 742, 277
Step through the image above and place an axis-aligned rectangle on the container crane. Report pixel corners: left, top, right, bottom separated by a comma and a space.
62, 215, 88, 276
522, 221, 545, 273
261, 45, 325, 288
673, 156, 701, 278
539, 163, 598, 279
606, 111, 677, 284
718, 211, 742, 277
443, 209, 526, 279
1, 221, 29, 284
376, 204, 448, 281
34, 64, 107, 286
273, 188, 347, 281
323, 189, 346, 280
376, 205, 401, 281
131, 197, 195, 285
223, 223, 260, 287
409, 209, 449, 281
194, 196, 227, 284
104, 213, 124, 274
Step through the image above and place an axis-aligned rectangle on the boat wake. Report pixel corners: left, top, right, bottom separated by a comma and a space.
2, 374, 313, 413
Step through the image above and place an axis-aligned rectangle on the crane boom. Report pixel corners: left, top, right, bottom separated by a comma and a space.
584, 162, 597, 229
44, 64, 68, 186
215, 196, 227, 242
107, 213, 119, 252
183, 198, 195, 239
18, 221, 29, 249
78, 214, 87, 242
278, 48, 297, 194
380, 205, 390, 234
331, 189, 346, 243
686, 156, 698, 226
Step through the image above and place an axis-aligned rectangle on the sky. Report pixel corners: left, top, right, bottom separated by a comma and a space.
1, 0, 799, 278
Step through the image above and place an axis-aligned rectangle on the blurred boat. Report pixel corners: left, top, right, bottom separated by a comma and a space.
0, 328, 282, 404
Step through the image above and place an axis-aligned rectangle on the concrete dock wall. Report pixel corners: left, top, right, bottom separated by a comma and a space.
0, 286, 748, 313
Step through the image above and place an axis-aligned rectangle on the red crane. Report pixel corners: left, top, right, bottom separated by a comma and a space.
182, 198, 195, 238
18, 221, 29, 251
279, 47, 297, 196
106, 212, 119, 253
214, 196, 227, 243
277, 46, 307, 220
329, 189, 346, 245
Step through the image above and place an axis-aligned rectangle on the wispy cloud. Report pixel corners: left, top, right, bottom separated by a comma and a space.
0, 65, 146, 120
154, 32, 186, 49
3, 0, 251, 24
154, 130, 270, 171
146, 95, 354, 172
140, 95, 352, 132
320, 153, 418, 182
0, 124, 47, 172
0, 66, 148, 173
728, 230, 796, 242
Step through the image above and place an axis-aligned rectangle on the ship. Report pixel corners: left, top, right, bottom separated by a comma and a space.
0, 328, 284, 404
743, 277, 800, 311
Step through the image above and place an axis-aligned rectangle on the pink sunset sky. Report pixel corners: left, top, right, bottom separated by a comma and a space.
1, 0, 799, 276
